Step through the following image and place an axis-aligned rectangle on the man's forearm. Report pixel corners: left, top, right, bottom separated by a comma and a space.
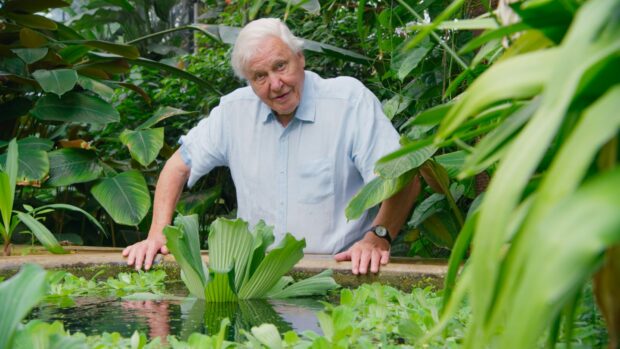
148, 150, 190, 239
371, 175, 421, 240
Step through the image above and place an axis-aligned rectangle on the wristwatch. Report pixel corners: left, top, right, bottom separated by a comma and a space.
370, 225, 392, 244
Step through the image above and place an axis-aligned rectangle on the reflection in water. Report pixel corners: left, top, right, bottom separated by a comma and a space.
27, 296, 325, 341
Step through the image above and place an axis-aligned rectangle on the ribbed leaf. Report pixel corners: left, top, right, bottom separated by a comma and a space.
208, 218, 254, 291
30, 92, 120, 125
0, 264, 48, 349
32, 69, 78, 96
47, 148, 101, 186
238, 234, 305, 299
119, 128, 164, 167
266, 269, 339, 299
8, 13, 57, 30
245, 221, 275, 284
16, 212, 67, 254
204, 267, 237, 302
17, 136, 53, 151
346, 170, 416, 220
376, 143, 437, 179
163, 215, 207, 299
91, 170, 151, 226
251, 323, 282, 349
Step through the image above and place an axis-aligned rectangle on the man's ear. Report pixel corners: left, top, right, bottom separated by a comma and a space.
298, 52, 305, 68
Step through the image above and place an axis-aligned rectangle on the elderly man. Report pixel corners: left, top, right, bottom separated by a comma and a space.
123, 18, 419, 275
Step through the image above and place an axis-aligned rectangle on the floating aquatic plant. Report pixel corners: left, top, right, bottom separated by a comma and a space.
164, 215, 339, 301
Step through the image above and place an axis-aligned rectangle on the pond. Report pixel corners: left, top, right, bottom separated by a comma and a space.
27, 296, 325, 341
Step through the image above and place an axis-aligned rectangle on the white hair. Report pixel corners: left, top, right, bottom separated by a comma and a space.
231, 18, 304, 80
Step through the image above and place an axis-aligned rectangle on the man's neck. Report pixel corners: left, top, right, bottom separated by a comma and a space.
275, 111, 295, 127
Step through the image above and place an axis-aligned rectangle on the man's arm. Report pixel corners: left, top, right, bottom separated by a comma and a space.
334, 175, 421, 274
122, 150, 190, 270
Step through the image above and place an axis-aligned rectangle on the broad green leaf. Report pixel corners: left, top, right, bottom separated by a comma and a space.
91, 170, 151, 226
392, 37, 434, 81
119, 128, 164, 167
0, 139, 18, 234
435, 151, 466, 178
17, 136, 53, 151
420, 212, 458, 249
435, 18, 498, 30
176, 186, 221, 216
82, 40, 139, 59
30, 92, 120, 125
382, 94, 413, 120
346, 170, 416, 220
11, 48, 48, 64
163, 215, 207, 298
376, 143, 437, 179
16, 212, 67, 254
77, 75, 114, 100
8, 13, 57, 30
281, 0, 320, 14
59, 45, 91, 64
266, 269, 339, 299
15, 149, 48, 182
36, 203, 107, 237
238, 234, 305, 299
0, 264, 48, 349
208, 218, 255, 291
246, 221, 275, 284
32, 69, 78, 96
137, 106, 197, 130
47, 148, 101, 186
251, 323, 282, 349
19, 28, 47, 48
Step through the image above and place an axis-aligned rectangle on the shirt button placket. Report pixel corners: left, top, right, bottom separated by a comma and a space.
277, 134, 288, 235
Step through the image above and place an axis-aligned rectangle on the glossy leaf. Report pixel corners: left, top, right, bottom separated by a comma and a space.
8, 13, 57, 30
16, 212, 67, 254
11, 48, 48, 64
346, 170, 416, 220
77, 75, 114, 100
137, 106, 196, 130
91, 170, 151, 226
119, 128, 164, 167
16, 137, 53, 152
47, 148, 101, 186
208, 218, 254, 291
19, 28, 47, 48
35, 203, 107, 238
30, 92, 120, 125
0, 264, 48, 349
266, 269, 338, 299
375, 143, 437, 179
32, 69, 78, 96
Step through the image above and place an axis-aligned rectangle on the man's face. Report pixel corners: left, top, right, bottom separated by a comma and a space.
245, 36, 305, 121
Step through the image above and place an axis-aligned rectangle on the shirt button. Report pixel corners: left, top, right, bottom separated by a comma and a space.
280, 202, 284, 206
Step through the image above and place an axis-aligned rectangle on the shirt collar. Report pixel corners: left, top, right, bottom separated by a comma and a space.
260, 71, 316, 124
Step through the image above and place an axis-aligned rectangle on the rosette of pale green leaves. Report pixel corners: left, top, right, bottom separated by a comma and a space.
164, 215, 338, 302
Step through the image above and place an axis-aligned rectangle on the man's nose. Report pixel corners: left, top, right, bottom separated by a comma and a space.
268, 74, 283, 91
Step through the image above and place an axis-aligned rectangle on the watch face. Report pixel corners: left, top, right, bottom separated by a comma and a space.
374, 226, 387, 237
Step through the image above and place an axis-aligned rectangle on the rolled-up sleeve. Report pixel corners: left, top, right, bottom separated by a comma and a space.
178, 107, 228, 187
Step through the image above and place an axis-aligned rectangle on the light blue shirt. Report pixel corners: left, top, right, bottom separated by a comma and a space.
180, 71, 400, 254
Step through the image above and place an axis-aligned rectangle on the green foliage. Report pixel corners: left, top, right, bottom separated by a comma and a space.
164, 215, 338, 301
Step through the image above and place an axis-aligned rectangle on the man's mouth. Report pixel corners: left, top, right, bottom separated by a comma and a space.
273, 91, 290, 101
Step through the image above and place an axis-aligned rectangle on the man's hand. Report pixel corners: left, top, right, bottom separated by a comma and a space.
334, 232, 390, 275
122, 237, 169, 271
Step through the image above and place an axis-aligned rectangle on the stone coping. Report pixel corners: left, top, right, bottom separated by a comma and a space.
0, 246, 449, 291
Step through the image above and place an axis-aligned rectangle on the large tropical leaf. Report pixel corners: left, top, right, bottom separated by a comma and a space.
30, 92, 120, 125
47, 148, 102, 186
265, 269, 339, 299
0, 264, 48, 349
32, 69, 78, 96
35, 203, 107, 237
346, 170, 416, 220
136, 106, 196, 130
119, 128, 164, 167
91, 170, 151, 226
11, 48, 48, 64
208, 218, 254, 291
16, 212, 67, 254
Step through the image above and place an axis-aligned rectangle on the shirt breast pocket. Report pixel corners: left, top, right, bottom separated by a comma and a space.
296, 159, 334, 204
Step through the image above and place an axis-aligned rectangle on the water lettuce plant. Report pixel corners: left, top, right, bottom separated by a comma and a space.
163, 215, 338, 301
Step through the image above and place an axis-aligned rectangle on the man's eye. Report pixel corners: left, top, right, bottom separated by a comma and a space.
275, 62, 286, 70
254, 74, 266, 81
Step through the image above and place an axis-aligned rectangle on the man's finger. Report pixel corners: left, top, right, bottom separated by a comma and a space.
350, 248, 361, 275
380, 250, 390, 265
370, 249, 381, 273
333, 251, 351, 261
144, 244, 157, 270
134, 247, 145, 271
127, 246, 136, 266
122, 246, 130, 257
161, 245, 169, 255
358, 249, 371, 274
